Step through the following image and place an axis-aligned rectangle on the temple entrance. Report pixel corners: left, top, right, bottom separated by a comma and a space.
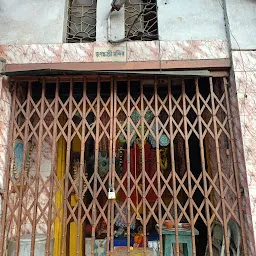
0, 75, 246, 255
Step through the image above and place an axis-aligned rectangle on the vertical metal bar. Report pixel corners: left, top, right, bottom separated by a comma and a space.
182, 80, 196, 255
80, 6, 83, 36
45, 79, 59, 256
61, 79, 73, 256
127, 80, 131, 254
14, 82, 32, 256
209, 77, 230, 255
91, 78, 101, 256
140, 83, 147, 255
154, 77, 163, 256
75, 77, 87, 256
195, 78, 213, 255
168, 78, 180, 256
30, 80, 46, 256
223, 77, 248, 255
0, 82, 17, 255
108, 77, 114, 255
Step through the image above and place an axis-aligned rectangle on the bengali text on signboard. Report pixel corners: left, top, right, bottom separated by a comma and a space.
93, 46, 126, 62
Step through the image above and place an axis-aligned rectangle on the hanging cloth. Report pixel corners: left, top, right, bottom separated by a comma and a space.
120, 142, 158, 204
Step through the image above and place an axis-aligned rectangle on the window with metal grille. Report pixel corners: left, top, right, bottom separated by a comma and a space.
66, 0, 97, 43
125, 0, 158, 41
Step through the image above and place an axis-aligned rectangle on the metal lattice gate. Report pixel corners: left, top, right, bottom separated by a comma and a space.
0, 75, 247, 256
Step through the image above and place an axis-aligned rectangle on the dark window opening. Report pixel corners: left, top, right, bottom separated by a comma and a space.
125, 0, 158, 41
67, 0, 97, 43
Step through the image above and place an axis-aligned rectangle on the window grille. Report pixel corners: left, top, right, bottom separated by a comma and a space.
67, 0, 97, 43
125, 0, 158, 41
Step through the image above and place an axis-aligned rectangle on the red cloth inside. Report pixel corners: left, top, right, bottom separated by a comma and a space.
121, 143, 158, 203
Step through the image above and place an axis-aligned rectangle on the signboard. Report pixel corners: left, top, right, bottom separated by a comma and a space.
94, 46, 126, 62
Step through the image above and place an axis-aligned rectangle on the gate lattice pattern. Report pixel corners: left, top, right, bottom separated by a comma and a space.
0, 76, 246, 256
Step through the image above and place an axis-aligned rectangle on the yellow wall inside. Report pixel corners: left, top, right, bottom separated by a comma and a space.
54, 127, 83, 255
54, 135, 66, 256
70, 133, 83, 256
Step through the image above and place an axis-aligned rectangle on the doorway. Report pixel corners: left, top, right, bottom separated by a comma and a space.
0, 75, 246, 256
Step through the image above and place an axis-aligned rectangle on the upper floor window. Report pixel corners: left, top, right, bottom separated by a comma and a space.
67, 0, 97, 43
124, 0, 158, 41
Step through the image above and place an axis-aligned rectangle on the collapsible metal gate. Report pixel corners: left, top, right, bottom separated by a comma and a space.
0, 75, 247, 255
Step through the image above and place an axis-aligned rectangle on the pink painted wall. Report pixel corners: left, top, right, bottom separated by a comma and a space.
0, 40, 229, 64
231, 51, 256, 254
0, 76, 11, 219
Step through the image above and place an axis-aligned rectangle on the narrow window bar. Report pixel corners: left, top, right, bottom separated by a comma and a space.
14, 82, 32, 256
61, 79, 73, 255
154, 77, 163, 255
30, 80, 46, 256
140, 83, 147, 255
223, 77, 248, 255
209, 77, 230, 256
75, 77, 87, 255
91, 78, 101, 256
168, 78, 180, 255
107, 77, 114, 255
182, 80, 196, 255
127, 80, 132, 254
195, 78, 213, 255
45, 78, 59, 256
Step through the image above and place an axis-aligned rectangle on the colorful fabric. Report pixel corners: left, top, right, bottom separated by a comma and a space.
148, 134, 156, 148
98, 152, 109, 178
159, 134, 170, 147
131, 110, 141, 124
121, 143, 158, 203
144, 110, 154, 122
115, 204, 136, 230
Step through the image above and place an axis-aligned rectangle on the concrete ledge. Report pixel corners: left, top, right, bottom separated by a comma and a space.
4, 59, 230, 75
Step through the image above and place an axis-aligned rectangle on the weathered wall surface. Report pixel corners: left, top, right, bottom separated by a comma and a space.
0, 0, 67, 45
96, 0, 125, 42
226, 0, 256, 50
225, 0, 256, 253
0, 69, 12, 229
0, 0, 228, 44
157, 0, 227, 41
0, 40, 229, 64
230, 51, 256, 255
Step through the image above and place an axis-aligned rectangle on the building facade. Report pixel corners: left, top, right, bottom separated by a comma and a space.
0, 0, 255, 255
